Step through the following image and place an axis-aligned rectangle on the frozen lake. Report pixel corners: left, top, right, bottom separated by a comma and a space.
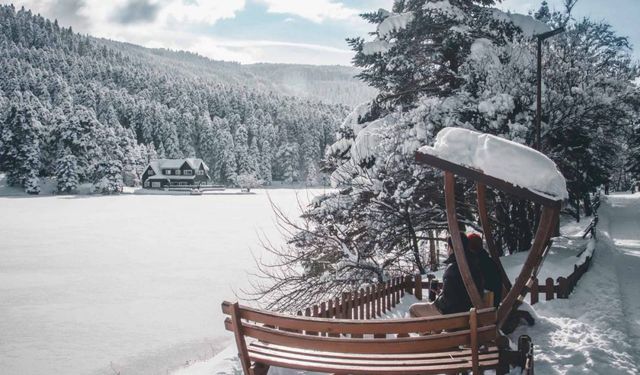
0, 189, 325, 375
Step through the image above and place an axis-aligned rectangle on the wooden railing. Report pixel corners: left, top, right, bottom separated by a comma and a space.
296, 275, 423, 319
526, 252, 593, 304
298, 217, 597, 318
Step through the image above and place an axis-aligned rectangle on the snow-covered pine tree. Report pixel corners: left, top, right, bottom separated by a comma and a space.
234, 124, 252, 175
93, 159, 123, 194
0, 102, 42, 190
55, 148, 79, 193
254, 0, 510, 309
276, 143, 298, 184
218, 127, 237, 185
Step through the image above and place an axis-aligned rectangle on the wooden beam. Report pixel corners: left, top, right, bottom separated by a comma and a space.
497, 206, 558, 327
445, 172, 485, 309
476, 183, 513, 292
469, 308, 480, 375
230, 302, 252, 374
416, 152, 562, 208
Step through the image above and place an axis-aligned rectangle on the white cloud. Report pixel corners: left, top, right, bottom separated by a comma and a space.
0, 0, 355, 65
255, 0, 358, 23
160, 0, 246, 25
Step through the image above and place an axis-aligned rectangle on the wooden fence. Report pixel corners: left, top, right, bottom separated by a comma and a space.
525, 252, 593, 304
298, 233, 596, 318
296, 275, 423, 319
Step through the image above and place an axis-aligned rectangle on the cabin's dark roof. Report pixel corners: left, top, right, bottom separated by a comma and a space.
145, 158, 209, 179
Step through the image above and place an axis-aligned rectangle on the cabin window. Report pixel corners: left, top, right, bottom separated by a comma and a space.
151, 182, 161, 188
164, 169, 172, 175
144, 181, 150, 187
184, 170, 193, 176
175, 170, 181, 175
197, 170, 204, 175
148, 169, 155, 176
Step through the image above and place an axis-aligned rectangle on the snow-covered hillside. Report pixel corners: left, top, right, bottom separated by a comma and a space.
0, 189, 326, 375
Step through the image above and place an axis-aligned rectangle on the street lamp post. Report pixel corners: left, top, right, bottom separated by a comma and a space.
534, 27, 565, 236
535, 27, 565, 151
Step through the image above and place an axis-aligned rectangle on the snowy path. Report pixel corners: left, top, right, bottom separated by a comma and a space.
511, 193, 640, 374
601, 193, 640, 360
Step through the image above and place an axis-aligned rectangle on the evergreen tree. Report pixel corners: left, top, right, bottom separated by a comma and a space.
55, 148, 79, 193
0, 103, 42, 189
94, 159, 123, 194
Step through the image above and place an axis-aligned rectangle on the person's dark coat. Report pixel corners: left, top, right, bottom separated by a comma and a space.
477, 249, 502, 307
434, 252, 484, 314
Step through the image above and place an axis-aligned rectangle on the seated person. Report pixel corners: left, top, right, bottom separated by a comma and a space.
409, 233, 484, 318
467, 233, 502, 307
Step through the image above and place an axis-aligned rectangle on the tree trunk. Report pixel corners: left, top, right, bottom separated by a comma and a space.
428, 230, 438, 271
583, 193, 592, 217
406, 214, 426, 275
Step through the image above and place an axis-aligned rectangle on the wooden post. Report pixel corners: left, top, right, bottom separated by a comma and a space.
229, 303, 252, 375
391, 278, 396, 307
557, 277, 568, 299
469, 308, 480, 375
341, 292, 350, 319
404, 275, 412, 295
427, 274, 436, 301
445, 172, 485, 309
376, 284, 381, 317
386, 280, 391, 311
545, 278, 554, 301
415, 274, 423, 301
518, 335, 533, 373
365, 286, 371, 319
359, 289, 365, 320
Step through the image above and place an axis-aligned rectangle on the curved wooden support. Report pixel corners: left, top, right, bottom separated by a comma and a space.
444, 172, 485, 309
476, 184, 513, 291
497, 206, 559, 327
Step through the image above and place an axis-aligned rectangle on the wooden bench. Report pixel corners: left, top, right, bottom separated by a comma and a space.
222, 301, 530, 375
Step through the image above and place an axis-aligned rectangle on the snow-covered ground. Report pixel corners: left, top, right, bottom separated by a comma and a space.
511, 193, 640, 374
179, 193, 640, 375
0, 188, 327, 375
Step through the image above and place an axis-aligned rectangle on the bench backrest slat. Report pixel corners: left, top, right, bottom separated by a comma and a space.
225, 317, 497, 354
222, 301, 496, 336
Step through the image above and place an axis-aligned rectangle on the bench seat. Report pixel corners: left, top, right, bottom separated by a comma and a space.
247, 341, 500, 374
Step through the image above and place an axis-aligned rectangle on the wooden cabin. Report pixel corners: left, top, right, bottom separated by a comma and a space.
141, 158, 210, 188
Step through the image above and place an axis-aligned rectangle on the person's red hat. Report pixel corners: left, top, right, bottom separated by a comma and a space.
467, 232, 483, 252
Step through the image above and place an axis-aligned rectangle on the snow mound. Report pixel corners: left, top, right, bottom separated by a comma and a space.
418, 127, 568, 200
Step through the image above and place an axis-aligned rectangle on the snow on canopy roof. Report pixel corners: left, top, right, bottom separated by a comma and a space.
418, 127, 568, 200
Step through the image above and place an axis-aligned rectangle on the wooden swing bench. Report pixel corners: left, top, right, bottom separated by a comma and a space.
223, 130, 564, 375
222, 301, 512, 374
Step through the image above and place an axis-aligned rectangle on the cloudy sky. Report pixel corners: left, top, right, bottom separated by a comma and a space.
2, 0, 639, 65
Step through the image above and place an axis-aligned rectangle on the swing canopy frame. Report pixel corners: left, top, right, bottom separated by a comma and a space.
415, 142, 563, 328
